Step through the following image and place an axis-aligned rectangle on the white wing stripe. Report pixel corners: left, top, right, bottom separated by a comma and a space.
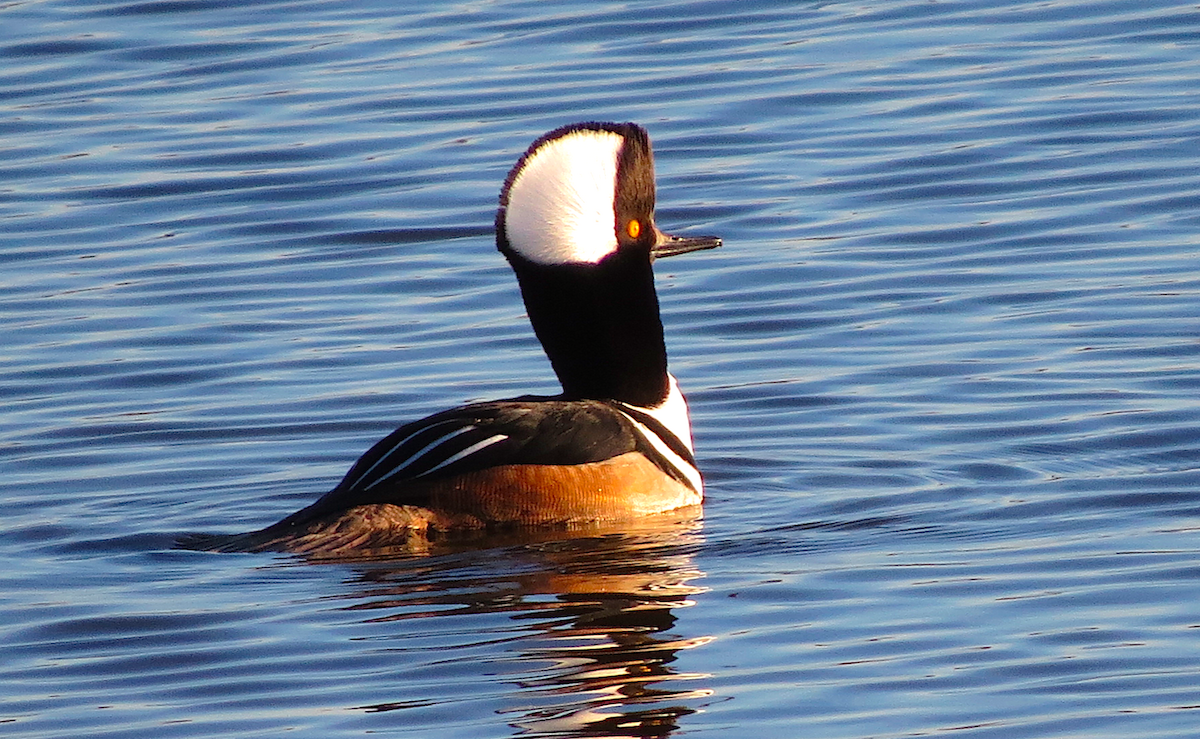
363, 425, 476, 490
415, 434, 509, 478
347, 422, 456, 490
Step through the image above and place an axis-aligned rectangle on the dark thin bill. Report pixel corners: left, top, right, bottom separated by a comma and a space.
651, 231, 722, 259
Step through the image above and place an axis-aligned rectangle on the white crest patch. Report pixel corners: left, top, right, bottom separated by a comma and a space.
503, 128, 623, 265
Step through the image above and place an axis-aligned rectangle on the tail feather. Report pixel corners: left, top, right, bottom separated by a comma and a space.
175, 504, 485, 555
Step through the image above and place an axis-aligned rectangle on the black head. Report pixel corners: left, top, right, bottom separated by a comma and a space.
495, 122, 719, 406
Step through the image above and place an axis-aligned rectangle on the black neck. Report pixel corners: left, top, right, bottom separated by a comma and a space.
505, 250, 670, 408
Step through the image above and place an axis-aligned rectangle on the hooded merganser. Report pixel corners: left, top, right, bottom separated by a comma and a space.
206, 122, 720, 552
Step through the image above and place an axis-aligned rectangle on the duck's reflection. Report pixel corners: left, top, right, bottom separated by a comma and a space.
318, 511, 711, 738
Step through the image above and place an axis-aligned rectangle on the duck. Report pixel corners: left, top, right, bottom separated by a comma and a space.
200, 121, 719, 553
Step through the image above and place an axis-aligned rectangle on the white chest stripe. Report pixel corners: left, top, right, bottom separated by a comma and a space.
611, 406, 704, 495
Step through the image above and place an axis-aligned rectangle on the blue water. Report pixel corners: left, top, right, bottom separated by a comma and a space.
4, 0, 1200, 736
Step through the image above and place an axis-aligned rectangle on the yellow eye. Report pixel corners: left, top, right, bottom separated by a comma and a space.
626, 219, 641, 239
